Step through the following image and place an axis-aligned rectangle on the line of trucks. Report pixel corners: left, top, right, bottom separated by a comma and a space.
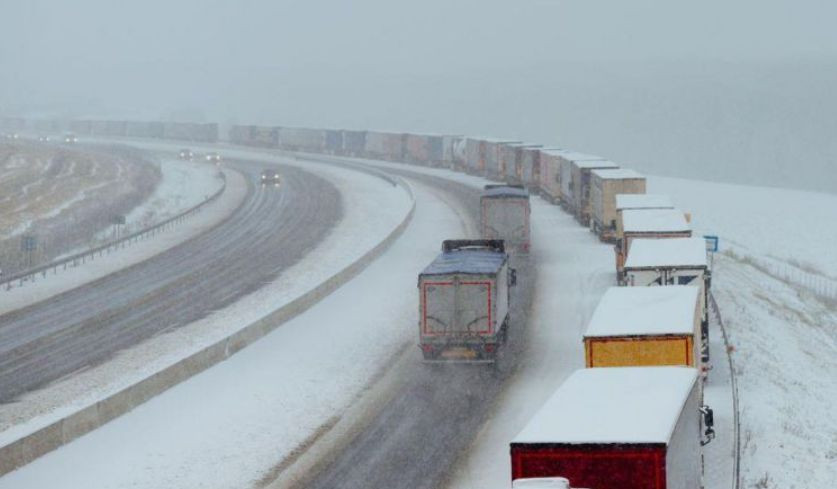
2, 116, 718, 489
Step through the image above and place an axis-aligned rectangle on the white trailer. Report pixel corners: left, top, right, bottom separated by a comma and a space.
624, 237, 712, 361
417, 240, 516, 362
615, 208, 692, 279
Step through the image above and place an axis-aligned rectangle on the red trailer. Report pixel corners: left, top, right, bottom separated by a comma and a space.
511, 367, 713, 489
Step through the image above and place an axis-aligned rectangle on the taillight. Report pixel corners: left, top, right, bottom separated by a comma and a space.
420, 344, 433, 353
484, 344, 495, 353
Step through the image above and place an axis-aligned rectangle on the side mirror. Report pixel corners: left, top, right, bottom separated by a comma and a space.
509, 268, 518, 287
700, 405, 715, 446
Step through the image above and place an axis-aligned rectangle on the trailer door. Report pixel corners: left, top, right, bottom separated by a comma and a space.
483, 200, 529, 244
422, 280, 491, 336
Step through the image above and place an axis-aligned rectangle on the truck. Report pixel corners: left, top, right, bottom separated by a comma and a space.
557, 151, 609, 212
569, 159, 620, 226
589, 168, 646, 241
417, 240, 516, 362
480, 185, 531, 253
511, 367, 714, 489
583, 286, 702, 369
405, 133, 444, 166
278, 127, 325, 153
342, 130, 366, 156
624, 237, 712, 362
364, 131, 406, 161
615, 208, 691, 279
503, 143, 541, 184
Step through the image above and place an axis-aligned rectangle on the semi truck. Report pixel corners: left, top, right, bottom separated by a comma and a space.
511, 367, 714, 489
480, 185, 531, 254
417, 240, 516, 362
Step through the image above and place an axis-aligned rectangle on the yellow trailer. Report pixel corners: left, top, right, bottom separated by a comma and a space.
583, 286, 701, 368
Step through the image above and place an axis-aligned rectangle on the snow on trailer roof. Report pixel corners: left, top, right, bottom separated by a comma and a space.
590, 168, 644, 180
512, 367, 698, 445
421, 250, 507, 276
625, 238, 708, 269
482, 185, 530, 199
584, 286, 700, 337
621, 208, 690, 233
573, 159, 619, 169
553, 150, 605, 161
615, 194, 674, 210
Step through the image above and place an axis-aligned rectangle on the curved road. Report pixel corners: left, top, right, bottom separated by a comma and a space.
0, 158, 342, 402
297, 165, 535, 489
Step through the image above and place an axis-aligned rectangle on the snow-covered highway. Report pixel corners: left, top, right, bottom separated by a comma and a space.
0, 161, 462, 489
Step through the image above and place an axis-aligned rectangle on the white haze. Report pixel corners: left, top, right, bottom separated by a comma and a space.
1, 0, 836, 192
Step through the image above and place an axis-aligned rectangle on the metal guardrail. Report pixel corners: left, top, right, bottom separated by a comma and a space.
1, 172, 227, 292
709, 292, 741, 489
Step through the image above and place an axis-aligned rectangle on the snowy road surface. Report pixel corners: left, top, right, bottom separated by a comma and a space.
0, 172, 461, 489
0, 160, 341, 402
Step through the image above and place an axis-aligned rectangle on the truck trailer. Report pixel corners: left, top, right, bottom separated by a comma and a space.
511, 367, 713, 489
480, 185, 531, 253
615, 209, 692, 279
570, 159, 620, 226
583, 286, 702, 369
590, 168, 646, 241
624, 237, 712, 361
417, 240, 516, 362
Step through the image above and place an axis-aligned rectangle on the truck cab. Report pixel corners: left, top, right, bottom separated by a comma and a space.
417, 240, 516, 363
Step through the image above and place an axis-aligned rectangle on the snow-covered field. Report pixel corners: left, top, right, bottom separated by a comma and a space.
0, 173, 448, 489
648, 176, 837, 489
0, 143, 160, 274
0, 168, 244, 316
117, 156, 223, 234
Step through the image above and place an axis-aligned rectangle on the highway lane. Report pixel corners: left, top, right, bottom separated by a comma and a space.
298, 165, 535, 489
0, 158, 342, 402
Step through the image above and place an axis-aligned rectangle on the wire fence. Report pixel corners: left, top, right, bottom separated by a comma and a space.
1, 172, 226, 292
753, 257, 837, 302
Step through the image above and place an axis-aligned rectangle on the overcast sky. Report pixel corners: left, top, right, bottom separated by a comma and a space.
2, 0, 836, 190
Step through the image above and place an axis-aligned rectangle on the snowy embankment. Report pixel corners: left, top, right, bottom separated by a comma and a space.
0, 160, 235, 316
106, 156, 224, 235
0, 166, 446, 489
648, 176, 837, 488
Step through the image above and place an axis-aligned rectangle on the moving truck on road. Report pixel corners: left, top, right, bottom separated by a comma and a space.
590, 169, 646, 241
417, 240, 516, 362
583, 286, 702, 368
615, 208, 692, 279
480, 185, 531, 253
511, 367, 714, 489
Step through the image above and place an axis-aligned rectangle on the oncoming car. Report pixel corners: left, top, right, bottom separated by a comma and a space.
178, 148, 194, 160
205, 152, 222, 164
64, 133, 78, 144
260, 169, 281, 187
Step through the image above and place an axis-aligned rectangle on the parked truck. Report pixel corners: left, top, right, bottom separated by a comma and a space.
615, 208, 692, 279
480, 185, 531, 253
590, 168, 646, 241
624, 237, 712, 362
583, 286, 702, 369
570, 159, 620, 226
511, 367, 714, 489
417, 240, 516, 362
